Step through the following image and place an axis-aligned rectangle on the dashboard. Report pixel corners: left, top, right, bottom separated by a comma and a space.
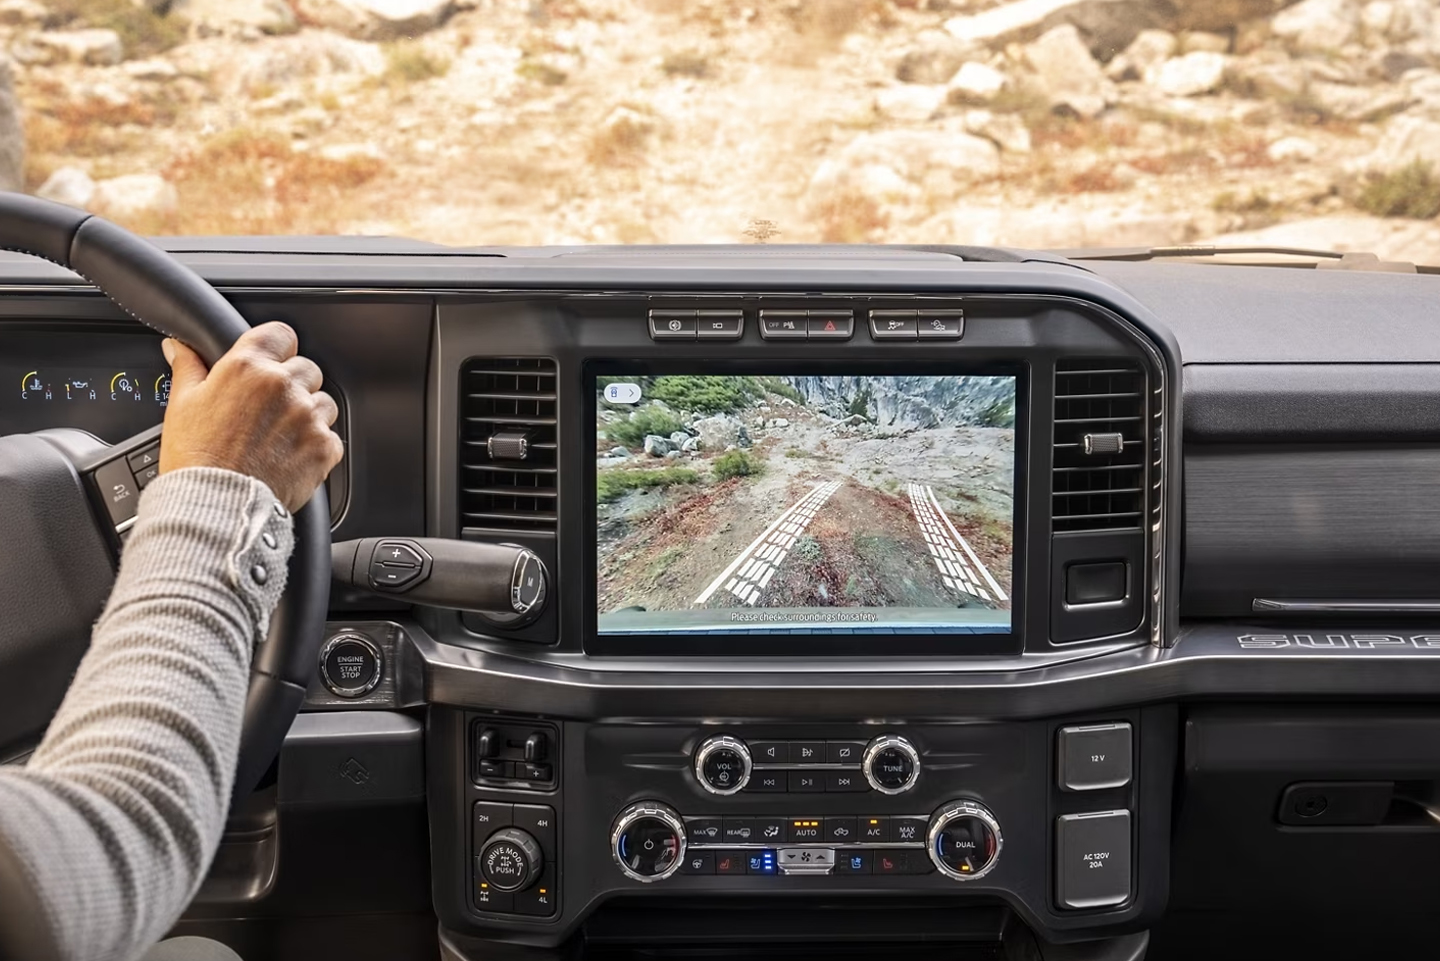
4, 244, 1440, 960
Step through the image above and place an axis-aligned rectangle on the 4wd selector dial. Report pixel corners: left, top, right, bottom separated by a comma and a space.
479, 827, 542, 892
862, 735, 921, 794
928, 800, 1002, 881
612, 801, 686, 883
693, 735, 752, 795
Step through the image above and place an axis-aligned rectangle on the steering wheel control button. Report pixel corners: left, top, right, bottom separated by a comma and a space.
250, 564, 268, 586
649, 309, 697, 340
93, 456, 140, 527
917, 309, 965, 340
863, 735, 921, 795
126, 445, 159, 473
693, 735, 752, 795
759, 310, 808, 340
480, 827, 543, 893
133, 462, 161, 489
1056, 810, 1132, 910
869, 310, 919, 340
612, 802, 686, 882
928, 801, 1003, 882
1058, 722, 1133, 792
808, 310, 854, 340
696, 309, 744, 339
368, 540, 430, 593
319, 633, 383, 698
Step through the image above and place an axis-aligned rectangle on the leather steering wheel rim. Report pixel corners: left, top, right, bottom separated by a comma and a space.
0, 192, 330, 806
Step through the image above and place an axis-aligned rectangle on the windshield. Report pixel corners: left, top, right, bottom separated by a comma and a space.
3, 0, 1438, 257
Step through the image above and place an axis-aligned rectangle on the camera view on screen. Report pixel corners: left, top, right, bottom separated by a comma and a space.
596, 374, 1016, 635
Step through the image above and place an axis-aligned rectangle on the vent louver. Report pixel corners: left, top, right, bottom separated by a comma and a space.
1052, 360, 1146, 533
459, 358, 557, 530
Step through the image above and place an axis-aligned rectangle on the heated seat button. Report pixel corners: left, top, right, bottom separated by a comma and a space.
715, 851, 748, 875
1058, 722, 1133, 791
835, 849, 871, 874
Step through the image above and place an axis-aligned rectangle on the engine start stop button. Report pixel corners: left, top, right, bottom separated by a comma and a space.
319, 633, 383, 698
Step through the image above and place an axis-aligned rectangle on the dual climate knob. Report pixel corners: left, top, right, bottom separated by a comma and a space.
693, 734, 921, 796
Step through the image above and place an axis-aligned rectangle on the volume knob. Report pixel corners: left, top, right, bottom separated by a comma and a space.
862, 735, 920, 795
693, 735, 752, 795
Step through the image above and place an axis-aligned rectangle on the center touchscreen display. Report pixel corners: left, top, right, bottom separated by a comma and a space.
593, 371, 1019, 646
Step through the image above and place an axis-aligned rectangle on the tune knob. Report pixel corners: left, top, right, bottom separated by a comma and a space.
478, 827, 543, 892
611, 801, 686, 883
693, 735, 752, 795
928, 800, 1002, 881
862, 735, 920, 795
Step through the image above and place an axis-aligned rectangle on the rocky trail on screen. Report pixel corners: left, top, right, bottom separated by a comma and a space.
7, 0, 1440, 259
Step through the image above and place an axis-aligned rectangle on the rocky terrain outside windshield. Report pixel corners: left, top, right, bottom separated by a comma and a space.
596, 375, 1015, 635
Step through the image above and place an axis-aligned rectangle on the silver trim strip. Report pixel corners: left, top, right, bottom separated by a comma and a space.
1253, 598, 1440, 613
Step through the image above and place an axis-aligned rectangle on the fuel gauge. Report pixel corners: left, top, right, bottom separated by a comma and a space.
154, 373, 171, 405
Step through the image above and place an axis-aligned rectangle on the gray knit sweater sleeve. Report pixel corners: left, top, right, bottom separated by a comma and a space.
0, 467, 294, 961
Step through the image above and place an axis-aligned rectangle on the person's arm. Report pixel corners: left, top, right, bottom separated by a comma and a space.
0, 323, 343, 961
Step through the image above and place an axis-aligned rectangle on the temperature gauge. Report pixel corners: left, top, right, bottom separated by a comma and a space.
20, 371, 50, 401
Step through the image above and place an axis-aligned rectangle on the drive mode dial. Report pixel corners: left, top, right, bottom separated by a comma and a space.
862, 735, 921, 794
612, 801, 686, 883
479, 828, 543, 892
928, 800, 1002, 881
693, 735, 752, 795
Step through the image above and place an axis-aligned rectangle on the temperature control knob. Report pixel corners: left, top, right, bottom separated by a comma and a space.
612, 801, 686, 883
928, 800, 1002, 881
478, 827, 543, 892
862, 735, 921, 794
693, 735, 752, 795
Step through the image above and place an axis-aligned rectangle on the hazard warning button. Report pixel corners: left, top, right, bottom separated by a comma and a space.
807, 310, 854, 340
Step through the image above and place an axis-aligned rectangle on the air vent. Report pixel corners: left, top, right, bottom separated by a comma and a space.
1052, 360, 1146, 533
459, 358, 557, 530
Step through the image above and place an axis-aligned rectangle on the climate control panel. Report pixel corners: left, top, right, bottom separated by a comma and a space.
691, 734, 921, 796
610, 800, 1001, 880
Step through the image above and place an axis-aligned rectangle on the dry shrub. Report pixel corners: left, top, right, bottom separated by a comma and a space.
1355, 161, 1440, 219
812, 189, 888, 243
586, 110, 653, 167
1218, 132, 1274, 169
1062, 165, 1126, 193
661, 50, 711, 79
23, 93, 181, 179
1130, 148, 1216, 176
47, 0, 183, 56
159, 130, 386, 234
382, 41, 450, 85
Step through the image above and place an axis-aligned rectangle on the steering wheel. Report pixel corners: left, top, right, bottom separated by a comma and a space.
0, 193, 329, 805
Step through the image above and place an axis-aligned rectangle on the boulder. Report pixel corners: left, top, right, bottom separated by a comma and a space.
692, 414, 752, 451
1145, 51, 1229, 97
668, 431, 690, 445
895, 30, 975, 84
31, 28, 123, 65
169, 0, 296, 35
183, 31, 387, 97
962, 109, 1033, 153
1022, 24, 1115, 119
36, 167, 96, 208
0, 0, 48, 25
1272, 0, 1361, 52
947, 61, 1009, 104
1179, 31, 1230, 53
766, 418, 790, 429
606, 446, 630, 458
123, 58, 180, 80
874, 84, 947, 122
1349, 115, 1440, 170
1105, 29, 1176, 81
1308, 80, 1413, 120
681, 436, 702, 453
1267, 135, 1318, 161
89, 175, 179, 221
0, 56, 20, 194
808, 128, 1001, 200
642, 435, 673, 457
294, 0, 453, 41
